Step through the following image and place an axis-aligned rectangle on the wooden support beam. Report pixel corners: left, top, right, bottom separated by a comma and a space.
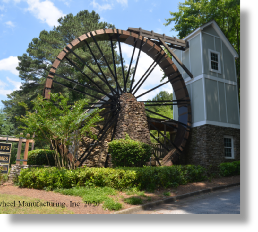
16, 133, 23, 165
127, 27, 187, 48
0, 137, 34, 143
159, 38, 193, 79
23, 134, 30, 165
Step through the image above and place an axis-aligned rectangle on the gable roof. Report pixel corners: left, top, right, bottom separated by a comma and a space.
184, 20, 239, 59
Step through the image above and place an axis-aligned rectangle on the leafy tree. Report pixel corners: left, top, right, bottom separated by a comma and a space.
145, 91, 173, 144
164, 0, 240, 101
0, 109, 14, 135
2, 10, 130, 135
16, 93, 103, 169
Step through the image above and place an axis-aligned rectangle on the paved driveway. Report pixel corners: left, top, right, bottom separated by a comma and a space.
135, 185, 240, 214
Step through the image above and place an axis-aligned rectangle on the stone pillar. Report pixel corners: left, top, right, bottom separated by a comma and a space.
114, 93, 151, 145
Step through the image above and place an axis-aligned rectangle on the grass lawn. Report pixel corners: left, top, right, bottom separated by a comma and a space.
0, 194, 74, 214
54, 186, 123, 211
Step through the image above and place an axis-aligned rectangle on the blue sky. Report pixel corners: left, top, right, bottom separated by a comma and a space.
0, 0, 183, 109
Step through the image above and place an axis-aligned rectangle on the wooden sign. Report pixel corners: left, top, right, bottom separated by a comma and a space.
0, 143, 12, 154
0, 154, 10, 163
0, 164, 9, 174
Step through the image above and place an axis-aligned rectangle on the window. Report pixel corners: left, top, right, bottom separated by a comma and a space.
224, 136, 234, 159
208, 49, 221, 74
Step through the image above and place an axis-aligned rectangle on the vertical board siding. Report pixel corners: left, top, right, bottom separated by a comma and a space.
182, 49, 190, 79
172, 50, 184, 76
186, 83, 192, 122
173, 92, 178, 121
215, 37, 223, 78
202, 25, 220, 37
190, 34, 202, 77
192, 79, 205, 123
202, 33, 215, 76
225, 84, 239, 124
205, 79, 220, 122
218, 82, 227, 123
222, 42, 236, 82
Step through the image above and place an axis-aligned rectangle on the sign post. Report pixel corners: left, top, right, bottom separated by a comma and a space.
0, 142, 12, 174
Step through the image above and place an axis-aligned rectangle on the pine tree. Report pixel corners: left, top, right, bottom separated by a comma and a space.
2, 10, 128, 134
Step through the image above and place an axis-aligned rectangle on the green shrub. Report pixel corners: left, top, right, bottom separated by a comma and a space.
219, 161, 240, 177
108, 134, 152, 167
182, 165, 207, 182
124, 197, 143, 205
163, 192, 170, 196
27, 149, 55, 166
17, 165, 208, 191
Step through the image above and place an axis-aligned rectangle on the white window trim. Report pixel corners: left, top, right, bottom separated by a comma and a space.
224, 136, 234, 159
208, 49, 221, 74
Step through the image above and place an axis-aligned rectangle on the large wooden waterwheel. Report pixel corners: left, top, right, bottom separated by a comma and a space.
43, 28, 192, 167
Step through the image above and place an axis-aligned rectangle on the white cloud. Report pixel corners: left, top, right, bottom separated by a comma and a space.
116, 0, 127, 6
2, 0, 21, 3
0, 5, 5, 11
0, 56, 19, 75
5, 20, 15, 27
0, 77, 21, 96
90, 0, 113, 11
26, 0, 65, 27
90, 0, 128, 11
59, 0, 71, 6
6, 76, 21, 90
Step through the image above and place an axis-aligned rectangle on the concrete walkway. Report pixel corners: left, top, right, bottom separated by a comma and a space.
113, 183, 240, 214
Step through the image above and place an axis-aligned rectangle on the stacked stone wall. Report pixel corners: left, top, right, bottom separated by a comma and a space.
76, 108, 114, 168
180, 124, 240, 170
76, 93, 151, 167
8, 164, 50, 182
114, 93, 151, 145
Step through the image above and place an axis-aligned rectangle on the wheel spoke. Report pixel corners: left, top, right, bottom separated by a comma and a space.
99, 108, 118, 118
111, 117, 118, 141
135, 72, 182, 99
90, 32, 120, 93
149, 132, 170, 151
135, 79, 171, 99
64, 46, 116, 97
109, 35, 122, 93
144, 103, 189, 106
139, 100, 190, 103
125, 38, 137, 92
50, 72, 113, 98
147, 118, 178, 130
78, 111, 120, 166
116, 32, 126, 92
77, 109, 118, 163
84, 40, 118, 96
145, 108, 190, 128
83, 106, 113, 109
132, 52, 165, 95
129, 39, 144, 92
52, 80, 109, 103
86, 102, 116, 105
149, 121, 182, 153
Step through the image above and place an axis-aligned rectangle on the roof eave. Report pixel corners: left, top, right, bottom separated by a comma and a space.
183, 20, 239, 59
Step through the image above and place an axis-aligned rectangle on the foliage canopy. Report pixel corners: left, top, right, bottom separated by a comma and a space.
2, 10, 128, 137
164, 0, 240, 99
16, 93, 103, 169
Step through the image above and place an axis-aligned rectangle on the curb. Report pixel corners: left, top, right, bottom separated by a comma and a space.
112, 183, 240, 214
